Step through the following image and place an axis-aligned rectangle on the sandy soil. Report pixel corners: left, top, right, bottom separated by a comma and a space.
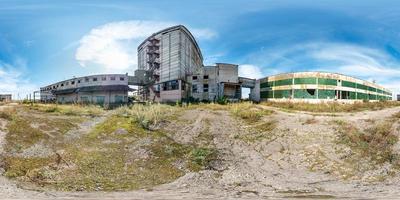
1, 105, 400, 199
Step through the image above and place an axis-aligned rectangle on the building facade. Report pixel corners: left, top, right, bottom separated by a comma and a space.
251, 72, 392, 102
41, 25, 393, 105
137, 25, 203, 102
0, 94, 12, 102
40, 74, 131, 107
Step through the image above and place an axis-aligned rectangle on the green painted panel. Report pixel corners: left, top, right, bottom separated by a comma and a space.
260, 81, 274, 88
349, 91, 356, 99
357, 84, 368, 91
368, 86, 376, 92
357, 92, 368, 100
318, 78, 337, 86
318, 89, 336, 99
274, 90, 291, 98
260, 91, 268, 98
294, 89, 317, 99
274, 79, 293, 86
294, 78, 317, 85
369, 94, 377, 100
342, 80, 356, 88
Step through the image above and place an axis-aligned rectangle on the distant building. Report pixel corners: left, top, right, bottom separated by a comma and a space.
252, 72, 392, 103
41, 25, 393, 104
397, 94, 400, 101
40, 74, 132, 107
0, 94, 12, 102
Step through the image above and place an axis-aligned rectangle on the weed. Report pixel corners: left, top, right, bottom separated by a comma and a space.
189, 147, 216, 171
263, 101, 400, 113
0, 107, 16, 120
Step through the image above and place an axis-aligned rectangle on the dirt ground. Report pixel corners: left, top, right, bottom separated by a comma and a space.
1, 104, 400, 199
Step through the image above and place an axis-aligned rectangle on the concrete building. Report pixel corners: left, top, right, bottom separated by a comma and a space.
251, 72, 392, 103
397, 94, 400, 101
136, 25, 203, 102
40, 74, 131, 107
41, 25, 392, 105
133, 25, 255, 103
0, 94, 12, 102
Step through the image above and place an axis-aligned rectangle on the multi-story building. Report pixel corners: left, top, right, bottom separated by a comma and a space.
251, 72, 392, 102
40, 74, 131, 107
41, 25, 393, 105
136, 25, 203, 102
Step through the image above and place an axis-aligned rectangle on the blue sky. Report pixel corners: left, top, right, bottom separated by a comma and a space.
1, 0, 400, 99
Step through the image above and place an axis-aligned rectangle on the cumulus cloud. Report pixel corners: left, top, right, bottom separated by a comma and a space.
75, 20, 217, 72
238, 64, 264, 79
0, 59, 37, 100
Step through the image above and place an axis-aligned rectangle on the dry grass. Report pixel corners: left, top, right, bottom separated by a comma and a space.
2, 104, 214, 191
263, 101, 400, 113
27, 104, 104, 117
333, 119, 399, 166
115, 104, 180, 129
0, 107, 16, 120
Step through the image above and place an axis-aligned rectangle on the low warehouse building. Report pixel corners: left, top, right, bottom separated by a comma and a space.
252, 72, 392, 102
40, 74, 132, 107
0, 94, 12, 102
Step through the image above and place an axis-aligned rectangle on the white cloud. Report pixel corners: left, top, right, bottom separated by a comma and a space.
0, 60, 37, 100
238, 64, 264, 79
75, 20, 217, 73
190, 28, 218, 39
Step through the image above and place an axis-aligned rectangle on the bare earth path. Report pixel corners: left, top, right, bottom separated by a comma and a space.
1, 105, 400, 199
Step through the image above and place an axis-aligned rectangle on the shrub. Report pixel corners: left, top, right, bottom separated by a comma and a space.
115, 104, 178, 129
189, 147, 216, 170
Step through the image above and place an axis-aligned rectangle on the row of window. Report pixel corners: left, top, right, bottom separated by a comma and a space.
192, 84, 209, 93
260, 89, 392, 100
58, 95, 127, 104
192, 75, 208, 80
42, 76, 126, 91
260, 77, 391, 96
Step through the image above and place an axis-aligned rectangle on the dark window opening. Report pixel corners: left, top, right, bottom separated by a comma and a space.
204, 75, 209, 80
93, 77, 97, 81
120, 77, 125, 81
306, 89, 315, 96
71, 81, 75, 85
85, 78, 89, 82
341, 91, 350, 99
192, 85, 198, 93
77, 80, 81, 83
61, 83, 64, 87
193, 76, 197, 80
111, 77, 116, 81
203, 84, 209, 92
102, 77, 106, 81
162, 80, 179, 91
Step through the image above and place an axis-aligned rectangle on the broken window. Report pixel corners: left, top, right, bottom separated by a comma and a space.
306, 89, 315, 96
120, 77, 125, 81
93, 77, 97, 81
204, 75, 209, 80
192, 85, 198, 93
192, 76, 197, 80
203, 84, 209, 92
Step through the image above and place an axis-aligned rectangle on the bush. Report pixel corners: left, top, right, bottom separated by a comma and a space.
189, 147, 216, 170
115, 104, 179, 130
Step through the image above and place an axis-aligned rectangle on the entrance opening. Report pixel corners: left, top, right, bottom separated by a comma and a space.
242, 88, 250, 99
